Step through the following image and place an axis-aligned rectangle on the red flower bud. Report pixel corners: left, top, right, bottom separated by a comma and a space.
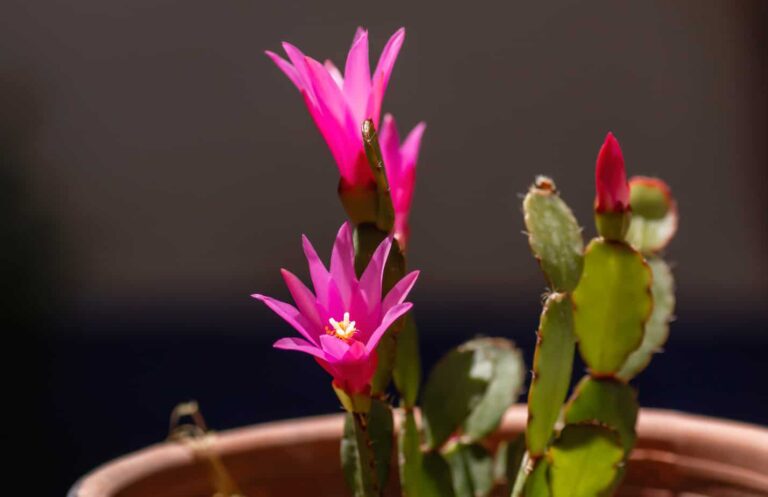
595, 132, 630, 213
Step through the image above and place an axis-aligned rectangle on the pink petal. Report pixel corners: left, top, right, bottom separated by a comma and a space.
330, 223, 357, 307
367, 27, 405, 127
280, 269, 323, 335
302, 234, 330, 300
305, 56, 360, 180
319, 334, 351, 360
305, 56, 352, 132
274, 337, 327, 359
358, 235, 393, 313
366, 302, 413, 353
342, 339, 368, 362
281, 42, 315, 103
265, 50, 303, 91
324, 59, 344, 88
394, 121, 426, 213
379, 114, 403, 187
252, 294, 317, 345
382, 270, 420, 312
344, 28, 372, 126
401, 121, 427, 169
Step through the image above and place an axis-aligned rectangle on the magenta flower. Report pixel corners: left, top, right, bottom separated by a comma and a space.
379, 114, 426, 250
595, 132, 630, 213
266, 28, 406, 189
252, 223, 419, 395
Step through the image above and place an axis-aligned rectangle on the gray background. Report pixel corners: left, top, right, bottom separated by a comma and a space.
2, 1, 766, 329
3, 2, 767, 495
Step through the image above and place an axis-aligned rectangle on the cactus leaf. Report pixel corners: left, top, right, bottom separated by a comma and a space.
400, 410, 457, 497
494, 435, 526, 493
526, 293, 576, 456
523, 178, 585, 292
547, 424, 623, 497
393, 314, 422, 408
624, 178, 678, 254
523, 458, 551, 497
422, 338, 524, 449
362, 119, 396, 232
572, 239, 652, 375
463, 339, 525, 441
341, 400, 394, 494
617, 257, 675, 380
444, 443, 495, 497
564, 376, 638, 453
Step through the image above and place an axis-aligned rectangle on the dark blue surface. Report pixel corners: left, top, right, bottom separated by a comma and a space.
27, 303, 768, 496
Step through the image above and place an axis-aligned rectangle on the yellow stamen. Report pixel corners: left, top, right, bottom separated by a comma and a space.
326, 312, 358, 341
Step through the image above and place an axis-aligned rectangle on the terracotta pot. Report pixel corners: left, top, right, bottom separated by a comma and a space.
70, 407, 768, 497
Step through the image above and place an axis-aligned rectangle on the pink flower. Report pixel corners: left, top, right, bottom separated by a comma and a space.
379, 114, 426, 250
595, 132, 630, 213
252, 223, 419, 395
266, 28, 406, 189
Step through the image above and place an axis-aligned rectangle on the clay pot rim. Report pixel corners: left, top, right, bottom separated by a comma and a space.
70, 407, 768, 497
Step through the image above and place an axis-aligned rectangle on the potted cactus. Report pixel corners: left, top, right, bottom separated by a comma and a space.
70, 27, 768, 497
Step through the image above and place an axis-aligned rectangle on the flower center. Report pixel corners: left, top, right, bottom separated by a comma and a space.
326, 312, 358, 341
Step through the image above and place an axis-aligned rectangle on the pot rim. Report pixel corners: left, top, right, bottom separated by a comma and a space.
69, 407, 768, 497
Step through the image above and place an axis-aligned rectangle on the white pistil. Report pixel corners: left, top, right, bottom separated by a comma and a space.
328, 312, 357, 341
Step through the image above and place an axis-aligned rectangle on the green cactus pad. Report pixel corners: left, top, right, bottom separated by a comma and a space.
422, 338, 524, 449
444, 443, 495, 497
362, 119, 396, 232
494, 436, 526, 493
400, 410, 456, 497
524, 458, 551, 497
618, 257, 676, 380
572, 239, 652, 375
523, 177, 585, 292
624, 179, 678, 254
547, 424, 624, 497
526, 293, 576, 456
463, 339, 525, 441
341, 400, 393, 495
564, 376, 638, 453
393, 314, 421, 408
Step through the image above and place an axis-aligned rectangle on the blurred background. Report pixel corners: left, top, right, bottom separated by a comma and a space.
1, 1, 766, 495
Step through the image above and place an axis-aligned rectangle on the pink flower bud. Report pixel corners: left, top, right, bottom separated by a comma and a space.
595, 132, 630, 214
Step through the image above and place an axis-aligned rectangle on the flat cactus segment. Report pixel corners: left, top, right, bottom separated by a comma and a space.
564, 376, 638, 453
624, 177, 678, 254
463, 339, 525, 441
617, 257, 676, 380
523, 458, 551, 497
494, 436, 526, 494
526, 293, 576, 456
422, 338, 524, 449
444, 443, 495, 497
393, 314, 422, 408
341, 400, 394, 495
547, 424, 624, 497
572, 239, 652, 375
399, 411, 457, 497
523, 177, 585, 292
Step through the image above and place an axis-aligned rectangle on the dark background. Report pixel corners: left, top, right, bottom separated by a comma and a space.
1, 1, 766, 495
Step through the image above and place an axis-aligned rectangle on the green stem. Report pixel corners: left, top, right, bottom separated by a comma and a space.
353, 412, 381, 497
509, 452, 531, 497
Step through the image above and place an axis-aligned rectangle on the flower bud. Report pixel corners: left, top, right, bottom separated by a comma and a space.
629, 176, 673, 220
594, 132, 631, 240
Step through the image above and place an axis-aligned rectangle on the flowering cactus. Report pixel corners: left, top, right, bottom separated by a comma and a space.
266, 28, 404, 186
512, 132, 678, 497
261, 27, 680, 497
252, 223, 418, 403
